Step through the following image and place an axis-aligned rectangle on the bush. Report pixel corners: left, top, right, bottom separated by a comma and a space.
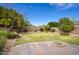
7, 32, 20, 39
0, 29, 8, 37
59, 25, 74, 32
40, 27, 44, 32
44, 25, 50, 32
0, 38, 7, 53
0, 29, 7, 53
59, 17, 74, 34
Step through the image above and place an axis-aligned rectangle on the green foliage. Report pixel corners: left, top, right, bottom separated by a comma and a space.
0, 18, 12, 27
59, 17, 74, 33
59, 25, 74, 32
59, 17, 73, 25
47, 22, 59, 27
0, 29, 7, 52
0, 6, 30, 30
0, 29, 20, 53
44, 25, 50, 32
7, 32, 19, 39
15, 32, 79, 45
39, 25, 51, 32
0, 29, 8, 37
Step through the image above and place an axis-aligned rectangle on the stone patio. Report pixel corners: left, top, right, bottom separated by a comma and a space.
7, 41, 79, 55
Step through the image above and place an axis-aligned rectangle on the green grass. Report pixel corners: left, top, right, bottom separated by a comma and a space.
15, 32, 79, 45
59, 35, 79, 44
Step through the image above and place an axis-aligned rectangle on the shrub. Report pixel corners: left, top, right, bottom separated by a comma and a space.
59, 25, 74, 32
0, 38, 7, 53
0, 29, 8, 37
44, 25, 50, 32
0, 29, 7, 53
7, 32, 20, 39
59, 17, 74, 34
40, 27, 44, 32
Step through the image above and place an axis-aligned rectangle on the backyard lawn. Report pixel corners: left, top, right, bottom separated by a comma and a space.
15, 32, 79, 45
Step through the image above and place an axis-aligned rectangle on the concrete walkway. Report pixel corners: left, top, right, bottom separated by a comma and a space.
7, 41, 79, 55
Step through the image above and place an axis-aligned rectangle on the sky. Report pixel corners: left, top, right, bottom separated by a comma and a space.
0, 3, 79, 26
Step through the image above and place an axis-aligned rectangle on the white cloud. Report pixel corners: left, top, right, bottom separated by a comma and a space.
49, 3, 74, 10
60, 4, 73, 10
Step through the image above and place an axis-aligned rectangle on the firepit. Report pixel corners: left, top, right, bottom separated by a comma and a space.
53, 41, 66, 47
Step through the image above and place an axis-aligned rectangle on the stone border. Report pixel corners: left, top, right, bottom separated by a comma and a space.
3, 39, 16, 54
53, 41, 66, 47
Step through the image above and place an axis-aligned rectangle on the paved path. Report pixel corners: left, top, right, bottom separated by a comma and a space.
7, 41, 79, 55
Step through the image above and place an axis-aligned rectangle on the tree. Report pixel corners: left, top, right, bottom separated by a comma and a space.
59, 17, 74, 33
47, 22, 59, 27
0, 6, 30, 32
0, 6, 7, 19
59, 25, 74, 32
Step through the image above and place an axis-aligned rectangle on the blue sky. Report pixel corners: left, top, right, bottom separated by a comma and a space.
0, 3, 79, 25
